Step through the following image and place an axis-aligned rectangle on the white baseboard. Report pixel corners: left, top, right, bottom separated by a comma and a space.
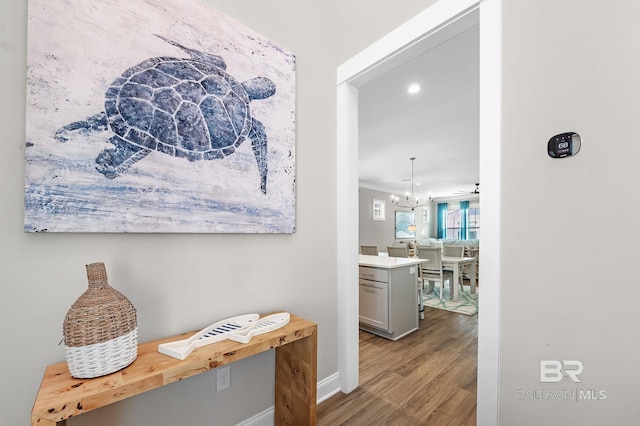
236, 373, 341, 426
236, 408, 273, 426
316, 372, 341, 403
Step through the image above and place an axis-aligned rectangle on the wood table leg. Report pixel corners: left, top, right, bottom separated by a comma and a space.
274, 330, 317, 425
470, 262, 477, 294
452, 265, 460, 301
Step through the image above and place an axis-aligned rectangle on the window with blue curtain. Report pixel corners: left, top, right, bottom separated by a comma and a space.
437, 202, 448, 239
459, 200, 469, 240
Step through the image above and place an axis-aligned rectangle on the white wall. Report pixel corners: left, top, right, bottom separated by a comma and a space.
0, 0, 436, 425
499, 1, 640, 424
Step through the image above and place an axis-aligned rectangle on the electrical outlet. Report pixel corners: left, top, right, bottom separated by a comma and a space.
216, 366, 230, 392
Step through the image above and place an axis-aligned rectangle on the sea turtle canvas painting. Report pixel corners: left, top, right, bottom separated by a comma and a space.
24, 0, 296, 233
55, 35, 275, 194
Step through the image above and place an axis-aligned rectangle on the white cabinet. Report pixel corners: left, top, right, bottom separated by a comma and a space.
358, 256, 424, 341
359, 276, 389, 330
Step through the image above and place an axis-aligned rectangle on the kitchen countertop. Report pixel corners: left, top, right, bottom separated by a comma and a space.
358, 254, 427, 269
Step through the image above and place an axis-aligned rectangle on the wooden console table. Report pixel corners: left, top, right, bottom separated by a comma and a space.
32, 313, 317, 425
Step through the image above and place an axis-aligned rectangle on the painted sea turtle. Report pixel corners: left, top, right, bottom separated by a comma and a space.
55, 35, 276, 194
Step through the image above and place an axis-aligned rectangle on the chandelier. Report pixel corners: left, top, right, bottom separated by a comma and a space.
391, 157, 432, 211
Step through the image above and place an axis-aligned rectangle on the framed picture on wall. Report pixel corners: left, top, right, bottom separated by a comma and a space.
395, 210, 415, 238
373, 199, 385, 221
24, 0, 296, 234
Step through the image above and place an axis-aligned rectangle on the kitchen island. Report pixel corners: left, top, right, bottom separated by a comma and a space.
358, 254, 427, 340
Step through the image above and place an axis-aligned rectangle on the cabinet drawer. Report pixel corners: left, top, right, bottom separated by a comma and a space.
359, 266, 388, 282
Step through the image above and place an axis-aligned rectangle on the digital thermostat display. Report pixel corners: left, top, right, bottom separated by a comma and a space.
548, 132, 581, 158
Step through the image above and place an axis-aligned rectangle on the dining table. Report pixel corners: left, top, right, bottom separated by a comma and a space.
380, 251, 477, 302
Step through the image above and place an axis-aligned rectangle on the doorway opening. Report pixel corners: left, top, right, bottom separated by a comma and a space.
336, 1, 501, 424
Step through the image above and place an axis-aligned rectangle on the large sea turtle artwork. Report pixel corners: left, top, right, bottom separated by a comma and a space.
54, 35, 276, 194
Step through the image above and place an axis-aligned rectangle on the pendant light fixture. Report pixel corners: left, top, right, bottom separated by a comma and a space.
391, 157, 432, 211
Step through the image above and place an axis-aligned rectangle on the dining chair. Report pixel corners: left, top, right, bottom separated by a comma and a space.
386, 244, 408, 258
443, 245, 464, 257
360, 244, 379, 255
462, 246, 479, 283
416, 246, 454, 300
406, 240, 417, 257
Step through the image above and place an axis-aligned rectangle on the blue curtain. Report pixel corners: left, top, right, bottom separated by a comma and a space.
437, 203, 448, 239
459, 200, 469, 240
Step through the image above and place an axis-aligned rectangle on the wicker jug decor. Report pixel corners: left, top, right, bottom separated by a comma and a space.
63, 262, 138, 378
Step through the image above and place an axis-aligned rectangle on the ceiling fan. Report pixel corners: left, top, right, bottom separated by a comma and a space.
455, 182, 480, 196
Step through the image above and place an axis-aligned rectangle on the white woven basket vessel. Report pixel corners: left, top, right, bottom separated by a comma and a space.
63, 262, 138, 378
65, 328, 138, 378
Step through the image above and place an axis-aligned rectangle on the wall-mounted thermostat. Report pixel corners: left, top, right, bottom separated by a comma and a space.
548, 132, 581, 158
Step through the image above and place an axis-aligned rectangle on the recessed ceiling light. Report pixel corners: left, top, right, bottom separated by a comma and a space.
407, 83, 421, 94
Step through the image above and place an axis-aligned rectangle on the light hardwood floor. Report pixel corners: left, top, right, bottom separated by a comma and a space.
317, 307, 478, 425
